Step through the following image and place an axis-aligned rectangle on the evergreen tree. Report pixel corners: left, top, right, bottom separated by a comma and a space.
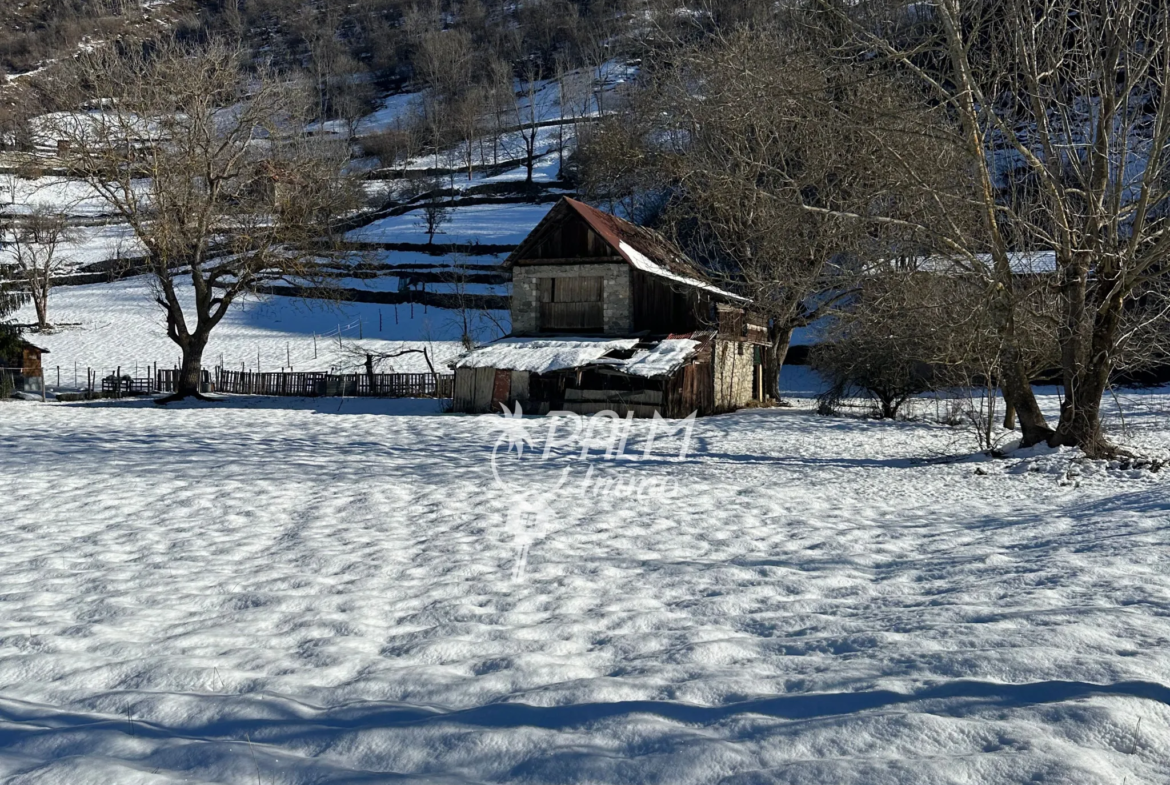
0, 263, 27, 362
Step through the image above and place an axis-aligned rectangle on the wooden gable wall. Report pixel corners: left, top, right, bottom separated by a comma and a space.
515, 213, 617, 263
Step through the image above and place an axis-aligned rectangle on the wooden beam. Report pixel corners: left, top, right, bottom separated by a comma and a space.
513, 256, 624, 265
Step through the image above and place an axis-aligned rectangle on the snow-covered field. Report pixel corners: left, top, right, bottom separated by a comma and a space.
12, 277, 503, 379
1, 391, 1169, 783
347, 202, 556, 246
1, 224, 144, 274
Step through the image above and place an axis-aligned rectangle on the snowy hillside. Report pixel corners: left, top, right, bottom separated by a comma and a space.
1, 393, 1169, 782
0, 63, 639, 381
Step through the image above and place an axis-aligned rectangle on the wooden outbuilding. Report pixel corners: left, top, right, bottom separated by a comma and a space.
0, 337, 48, 395
452, 198, 768, 417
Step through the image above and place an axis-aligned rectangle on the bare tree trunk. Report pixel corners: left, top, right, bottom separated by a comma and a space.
31, 288, 48, 330
1050, 271, 1123, 455
766, 323, 795, 401
175, 335, 208, 398
999, 347, 1052, 447
1051, 367, 1109, 453
524, 132, 536, 184
365, 352, 377, 392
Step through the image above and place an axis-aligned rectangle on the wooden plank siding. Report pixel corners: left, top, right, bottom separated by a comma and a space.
538, 275, 604, 332
510, 371, 530, 408
453, 368, 478, 412
472, 366, 495, 411
523, 214, 614, 261
631, 270, 708, 335
665, 341, 715, 417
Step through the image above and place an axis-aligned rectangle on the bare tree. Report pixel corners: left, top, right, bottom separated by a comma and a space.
439, 252, 509, 349
3, 206, 74, 330
47, 39, 361, 400
414, 178, 451, 244
814, 0, 1170, 456
0, 240, 28, 370
452, 86, 487, 181
581, 24, 964, 400
513, 60, 547, 184
812, 268, 1059, 431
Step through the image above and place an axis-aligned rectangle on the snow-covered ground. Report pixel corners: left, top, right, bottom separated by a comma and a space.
1, 392, 1169, 783
1, 175, 148, 218
0, 223, 144, 274
6, 62, 1170, 783
347, 202, 555, 246
11, 277, 507, 379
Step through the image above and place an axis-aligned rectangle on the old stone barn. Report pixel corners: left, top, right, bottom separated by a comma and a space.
452, 198, 768, 417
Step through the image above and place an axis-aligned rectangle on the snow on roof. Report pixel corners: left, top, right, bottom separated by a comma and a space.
455, 338, 640, 374
618, 241, 749, 302
453, 336, 703, 378
27, 111, 163, 148
596, 338, 701, 378
912, 251, 1057, 275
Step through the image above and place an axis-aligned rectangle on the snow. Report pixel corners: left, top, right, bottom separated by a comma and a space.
0, 223, 144, 273
618, 240, 749, 302
454, 336, 639, 373
10, 277, 505, 379
911, 250, 1058, 275
6, 53, 1170, 783
599, 337, 701, 377
309, 92, 425, 139
1, 392, 1170, 782
1, 175, 144, 218
348, 202, 556, 245
453, 336, 701, 378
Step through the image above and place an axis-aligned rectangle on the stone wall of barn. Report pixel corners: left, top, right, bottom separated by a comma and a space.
511, 263, 631, 335
713, 338, 755, 411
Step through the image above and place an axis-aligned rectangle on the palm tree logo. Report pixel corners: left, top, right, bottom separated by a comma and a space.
479, 402, 572, 581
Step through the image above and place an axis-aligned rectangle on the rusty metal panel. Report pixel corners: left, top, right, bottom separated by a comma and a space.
491, 368, 511, 410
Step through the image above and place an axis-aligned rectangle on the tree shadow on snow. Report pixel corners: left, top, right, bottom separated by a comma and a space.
1, 678, 1167, 745
1, 679, 1167, 781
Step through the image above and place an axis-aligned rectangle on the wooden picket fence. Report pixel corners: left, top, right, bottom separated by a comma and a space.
90, 367, 452, 399
213, 369, 453, 398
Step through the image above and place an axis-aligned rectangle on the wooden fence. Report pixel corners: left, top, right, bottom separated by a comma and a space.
97, 368, 451, 399
213, 369, 453, 398
102, 369, 209, 395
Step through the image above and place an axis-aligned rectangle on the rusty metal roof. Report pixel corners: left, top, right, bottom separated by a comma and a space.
505, 197, 747, 303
